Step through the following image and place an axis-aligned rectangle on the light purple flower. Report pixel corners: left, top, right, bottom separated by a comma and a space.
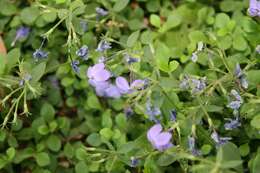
104, 85, 121, 98
96, 40, 111, 52
130, 79, 146, 90
211, 131, 231, 146
124, 54, 140, 64
87, 63, 111, 82
248, 0, 260, 17
124, 106, 134, 118
188, 136, 201, 156
147, 124, 173, 151
234, 64, 248, 89
169, 109, 177, 122
224, 117, 241, 130
71, 60, 80, 73
76, 45, 89, 60
191, 52, 198, 62
130, 156, 139, 167
96, 7, 108, 16
33, 49, 48, 61
12, 26, 30, 46
115, 76, 131, 94
146, 101, 161, 123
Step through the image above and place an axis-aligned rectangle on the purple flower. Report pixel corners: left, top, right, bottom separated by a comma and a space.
191, 52, 198, 62
33, 49, 48, 61
146, 101, 161, 123
179, 76, 190, 90
124, 107, 134, 118
188, 136, 201, 156
147, 124, 173, 151
87, 63, 111, 82
19, 74, 32, 86
224, 117, 241, 130
248, 0, 260, 17
169, 109, 177, 122
234, 64, 248, 89
12, 26, 30, 46
115, 76, 131, 94
71, 60, 80, 73
124, 54, 140, 64
76, 45, 89, 60
130, 79, 146, 90
227, 89, 243, 111
191, 77, 206, 94
211, 131, 231, 146
96, 40, 111, 52
130, 156, 139, 167
104, 84, 121, 98
96, 7, 108, 16
98, 56, 106, 63
231, 89, 242, 102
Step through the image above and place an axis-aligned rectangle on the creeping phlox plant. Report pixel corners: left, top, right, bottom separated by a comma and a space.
0, 0, 260, 173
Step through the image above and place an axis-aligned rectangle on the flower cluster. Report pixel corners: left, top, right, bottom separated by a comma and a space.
234, 64, 248, 89
224, 116, 241, 130
147, 124, 173, 151
87, 63, 146, 98
179, 75, 207, 94
146, 101, 161, 123
227, 89, 243, 114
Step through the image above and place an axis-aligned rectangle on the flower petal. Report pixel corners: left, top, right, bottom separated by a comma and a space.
147, 124, 162, 143
105, 85, 121, 98
116, 76, 130, 94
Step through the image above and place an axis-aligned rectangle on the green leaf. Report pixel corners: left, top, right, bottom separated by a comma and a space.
75, 148, 88, 161
233, 36, 247, 51
251, 115, 260, 129
113, 0, 129, 12
217, 142, 243, 172
46, 135, 61, 152
246, 70, 260, 86
215, 13, 230, 28
41, 103, 55, 122
252, 154, 260, 173
64, 143, 74, 159
115, 113, 127, 130
38, 125, 49, 135
75, 161, 89, 173
0, 54, 6, 75
127, 30, 140, 47
100, 128, 113, 140
6, 48, 20, 71
239, 143, 250, 157
161, 13, 182, 32
42, 11, 57, 23
20, 7, 40, 25
169, 60, 179, 72
150, 14, 161, 28
86, 133, 102, 147
31, 62, 46, 82
0, 0, 17, 16
87, 94, 101, 109
102, 110, 112, 128
6, 147, 15, 161
35, 152, 50, 167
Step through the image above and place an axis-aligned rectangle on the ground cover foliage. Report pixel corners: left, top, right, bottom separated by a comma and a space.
0, 0, 260, 172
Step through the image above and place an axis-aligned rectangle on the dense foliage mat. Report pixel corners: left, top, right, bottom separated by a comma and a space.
0, 0, 260, 172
